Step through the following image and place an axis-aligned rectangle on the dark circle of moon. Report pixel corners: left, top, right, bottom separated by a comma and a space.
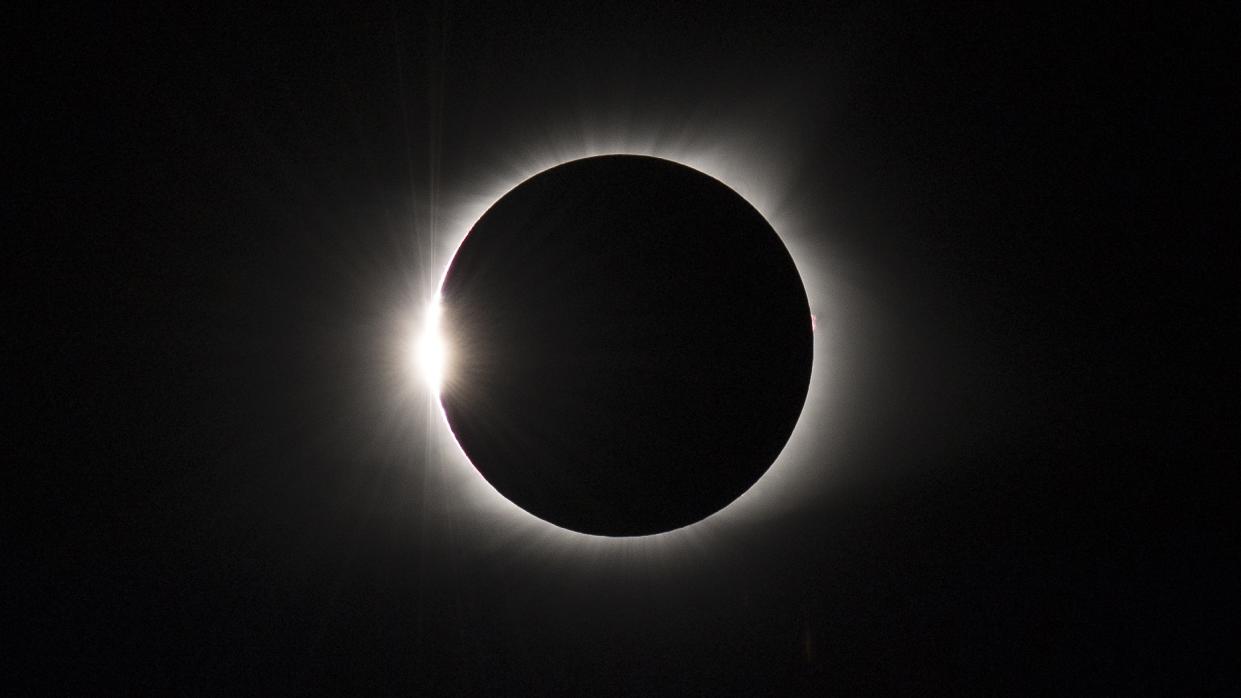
438, 155, 812, 536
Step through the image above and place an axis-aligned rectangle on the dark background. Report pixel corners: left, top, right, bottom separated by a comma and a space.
12, 3, 1231, 694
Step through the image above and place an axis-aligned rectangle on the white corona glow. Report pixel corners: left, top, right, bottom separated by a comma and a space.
395, 119, 854, 562
414, 297, 448, 393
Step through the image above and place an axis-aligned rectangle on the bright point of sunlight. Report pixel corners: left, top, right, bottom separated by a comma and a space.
415, 297, 449, 393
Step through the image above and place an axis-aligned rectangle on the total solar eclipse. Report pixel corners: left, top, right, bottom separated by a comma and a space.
436, 155, 812, 536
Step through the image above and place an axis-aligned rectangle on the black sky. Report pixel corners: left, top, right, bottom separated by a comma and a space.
13, 3, 1232, 694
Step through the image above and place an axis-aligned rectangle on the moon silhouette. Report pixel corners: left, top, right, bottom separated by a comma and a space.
438, 155, 812, 536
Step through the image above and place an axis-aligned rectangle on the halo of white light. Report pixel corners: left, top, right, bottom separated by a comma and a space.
396, 128, 850, 561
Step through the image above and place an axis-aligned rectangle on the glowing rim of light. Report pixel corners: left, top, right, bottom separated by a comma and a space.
404, 140, 844, 556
